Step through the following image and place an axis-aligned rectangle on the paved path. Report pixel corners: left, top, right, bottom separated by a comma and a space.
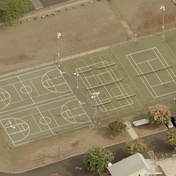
124, 121, 139, 139
30, 0, 43, 9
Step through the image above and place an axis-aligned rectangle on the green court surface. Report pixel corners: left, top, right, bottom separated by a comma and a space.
0, 65, 91, 146
1, 34, 176, 147
65, 34, 176, 121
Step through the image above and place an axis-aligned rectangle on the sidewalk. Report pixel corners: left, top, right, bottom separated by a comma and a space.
22, 0, 92, 21
124, 122, 173, 176
124, 121, 139, 139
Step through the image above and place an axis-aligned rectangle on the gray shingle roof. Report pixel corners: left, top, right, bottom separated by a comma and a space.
107, 153, 152, 176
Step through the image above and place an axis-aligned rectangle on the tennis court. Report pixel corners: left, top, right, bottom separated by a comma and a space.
112, 35, 176, 102
1, 34, 176, 147
66, 50, 143, 121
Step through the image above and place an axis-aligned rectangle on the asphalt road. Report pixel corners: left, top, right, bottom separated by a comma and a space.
0, 0, 70, 8
0, 130, 175, 176
40, 0, 70, 7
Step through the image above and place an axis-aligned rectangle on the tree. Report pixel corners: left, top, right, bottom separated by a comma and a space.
83, 146, 115, 171
148, 104, 171, 124
126, 139, 147, 156
166, 131, 176, 148
108, 120, 126, 135
0, 0, 31, 24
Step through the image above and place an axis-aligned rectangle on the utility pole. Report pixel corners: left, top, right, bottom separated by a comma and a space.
56, 32, 61, 66
160, 5, 165, 37
91, 92, 100, 124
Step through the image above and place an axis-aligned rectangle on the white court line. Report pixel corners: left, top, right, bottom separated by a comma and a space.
61, 99, 82, 123
76, 61, 112, 113
0, 65, 57, 82
95, 62, 122, 103
77, 56, 135, 114
97, 73, 115, 98
0, 89, 9, 100
75, 60, 91, 73
14, 119, 25, 137
137, 57, 158, 65
45, 74, 57, 92
130, 54, 158, 97
3, 74, 66, 108
154, 47, 176, 84
42, 79, 51, 88
100, 53, 111, 61
0, 88, 73, 116
1, 119, 30, 145
0, 92, 5, 100
65, 106, 84, 120
64, 111, 76, 122
29, 79, 40, 96
28, 122, 90, 138
126, 54, 157, 98
0, 96, 75, 118
152, 80, 174, 88
60, 97, 91, 125
18, 76, 35, 104
1, 95, 91, 138
0, 95, 6, 107
146, 48, 176, 90
126, 47, 154, 56
105, 61, 134, 104
148, 61, 163, 84
55, 68, 73, 94
0, 89, 11, 111
32, 115, 42, 132
17, 76, 54, 135
12, 122, 30, 144
12, 83, 23, 100
127, 47, 176, 98
110, 48, 145, 103
0, 64, 87, 145
95, 57, 134, 112
48, 110, 60, 127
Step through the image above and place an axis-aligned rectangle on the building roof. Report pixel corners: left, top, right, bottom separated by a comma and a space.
107, 153, 155, 176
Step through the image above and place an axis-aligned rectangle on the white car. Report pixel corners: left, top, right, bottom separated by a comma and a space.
165, 120, 174, 129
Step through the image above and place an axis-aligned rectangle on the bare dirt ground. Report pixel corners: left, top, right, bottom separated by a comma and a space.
0, 123, 166, 173
0, 0, 175, 173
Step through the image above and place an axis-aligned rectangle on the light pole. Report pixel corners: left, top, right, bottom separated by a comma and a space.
73, 72, 79, 89
91, 92, 100, 124
160, 5, 165, 37
56, 32, 61, 66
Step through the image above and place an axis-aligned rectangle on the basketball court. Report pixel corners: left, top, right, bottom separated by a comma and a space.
0, 65, 91, 146
0, 34, 176, 147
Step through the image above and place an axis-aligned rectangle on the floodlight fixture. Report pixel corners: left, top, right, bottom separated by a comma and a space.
57, 32, 61, 38
74, 72, 79, 89
160, 5, 165, 37
56, 32, 61, 66
91, 92, 100, 124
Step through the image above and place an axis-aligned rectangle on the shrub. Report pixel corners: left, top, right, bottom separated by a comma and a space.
148, 104, 171, 124
0, 0, 31, 24
108, 120, 126, 135
126, 139, 147, 156
83, 146, 115, 171
166, 131, 176, 148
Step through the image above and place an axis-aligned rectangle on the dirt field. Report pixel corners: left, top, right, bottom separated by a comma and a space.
0, 0, 176, 75
0, 0, 175, 173
0, 123, 166, 173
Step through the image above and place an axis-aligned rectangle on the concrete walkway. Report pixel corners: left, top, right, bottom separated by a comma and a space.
124, 121, 139, 140
157, 156, 176, 176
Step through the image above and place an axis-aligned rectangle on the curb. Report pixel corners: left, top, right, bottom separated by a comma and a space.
19, 0, 94, 23
0, 0, 96, 27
